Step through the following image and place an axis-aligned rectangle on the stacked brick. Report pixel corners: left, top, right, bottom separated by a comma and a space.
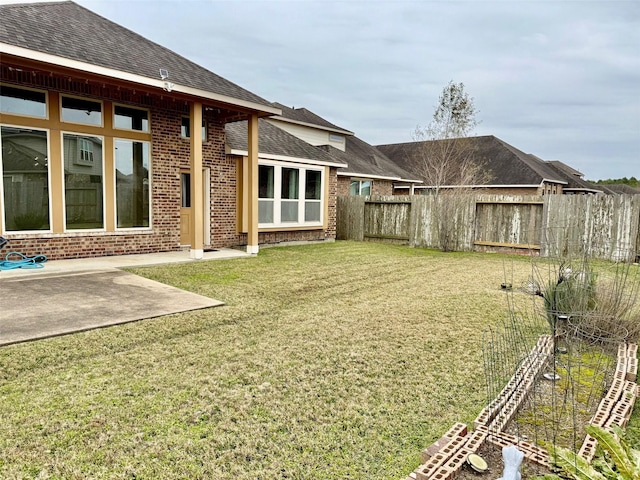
474, 335, 553, 431
578, 343, 638, 462
404, 424, 487, 480
405, 339, 639, 479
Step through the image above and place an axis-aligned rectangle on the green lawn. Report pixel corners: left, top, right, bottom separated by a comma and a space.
0, 241, 636, 479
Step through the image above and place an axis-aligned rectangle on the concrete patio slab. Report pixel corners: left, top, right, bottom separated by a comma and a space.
0, 251, 236, 346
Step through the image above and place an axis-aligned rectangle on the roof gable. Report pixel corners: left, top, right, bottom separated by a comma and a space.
0, 1, 273, 109
225, 119, 346, 166
271, 103, 353, 135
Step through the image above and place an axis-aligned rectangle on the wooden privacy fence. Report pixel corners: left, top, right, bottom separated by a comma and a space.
336, 194, 640, 261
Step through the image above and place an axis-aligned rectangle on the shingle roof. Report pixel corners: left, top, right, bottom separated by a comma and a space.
225, 119, 346, 166
0, 1, 273, 109
271, 103, 353, 135
319, 136, 418, 182
543, 160, 604, 192
376, 135, 568, 186
597, 184, 640, 195
546, 160, 584, 178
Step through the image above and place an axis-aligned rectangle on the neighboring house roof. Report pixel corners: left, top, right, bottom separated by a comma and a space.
0, 1, 278, 114
377, 135, 568, 187
597, 184, 640, 195
543, 160, 604, 193
267, 104, 418, 183
270, 103, 354, 135
546, 160, 585, 178
319, 136, 420, 182
225, 119, 347, 167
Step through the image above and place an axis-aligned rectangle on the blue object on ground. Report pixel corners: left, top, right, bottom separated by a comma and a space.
0, 252, 48, 270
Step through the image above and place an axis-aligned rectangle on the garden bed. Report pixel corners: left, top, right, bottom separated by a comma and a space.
405, 340, 638, 480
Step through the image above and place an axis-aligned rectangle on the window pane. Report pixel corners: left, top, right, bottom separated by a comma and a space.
305, 170, 321, 200
1, 126, 50, 230
61, 96, 102, 125
350, 180, 359, 196
115, 139, 150, 228
258, 199, 274, 223
114, 105, 149, 131
181, 173, 191, 208
181, 117, 206, 140
305, 202, 321, 222
63, 134, 104, 229
181, 117, 190, 138
281, 167, 299, 199
281, 200, 298, 222
1, 85, 46, 117
361, 181, 371, 196
259, 165, 274, 198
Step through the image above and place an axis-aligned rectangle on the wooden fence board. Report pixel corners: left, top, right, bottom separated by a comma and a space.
336, 194, 640, 261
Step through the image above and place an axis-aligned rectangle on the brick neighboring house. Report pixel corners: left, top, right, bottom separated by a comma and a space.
377, 135, 605, 196
0, 1, 291, 260
267, 104, 420, 196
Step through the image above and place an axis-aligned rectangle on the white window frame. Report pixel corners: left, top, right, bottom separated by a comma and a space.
0, 84, 48, 119
0, 124, 53, 233
113, 138, 152, 231
258, 160, 324, 228
76, 137, 94, 165
62, 131, 106, 232
350, 179, 372, 196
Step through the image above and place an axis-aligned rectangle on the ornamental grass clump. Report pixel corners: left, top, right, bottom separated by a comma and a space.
529, 254, 640, 343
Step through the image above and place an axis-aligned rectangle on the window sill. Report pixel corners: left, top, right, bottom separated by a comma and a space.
259, 225, 325, 232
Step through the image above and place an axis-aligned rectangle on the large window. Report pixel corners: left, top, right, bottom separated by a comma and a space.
258, 163, 323, 227
63, 133, 104, 230
350, 179, 371, 196
115, 139, 150, 228
1, 126, 50, 231
305, 170, 322, 222
1, 85, 47, 118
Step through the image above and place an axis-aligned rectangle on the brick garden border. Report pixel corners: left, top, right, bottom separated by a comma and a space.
405, 338, 638, 480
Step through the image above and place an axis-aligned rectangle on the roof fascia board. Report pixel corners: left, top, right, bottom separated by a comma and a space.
1, 43, 281, 116
337, 172, 423, 183
401, 184, 543, 189
564, 188, 604, 193
338, 172, 402, 181
228, 148, 348, 168
268, 116, 354, 136
540, 178, 569, 185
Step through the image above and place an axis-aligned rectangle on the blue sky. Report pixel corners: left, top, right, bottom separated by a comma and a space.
3, 0, 639, 180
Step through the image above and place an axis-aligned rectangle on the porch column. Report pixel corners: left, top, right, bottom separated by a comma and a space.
246, 114, 259, 254
190, 102, 204, 259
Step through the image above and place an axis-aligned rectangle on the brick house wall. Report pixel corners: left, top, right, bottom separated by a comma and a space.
1, 70, 338, 259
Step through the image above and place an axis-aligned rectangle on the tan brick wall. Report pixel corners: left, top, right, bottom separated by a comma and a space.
0, 66, 337, 259
337, 176, 350, 196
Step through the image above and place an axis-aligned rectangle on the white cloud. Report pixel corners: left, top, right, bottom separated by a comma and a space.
23, 0, 640, 179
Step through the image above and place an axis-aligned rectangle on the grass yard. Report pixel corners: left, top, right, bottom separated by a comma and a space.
0, 241, 636, 479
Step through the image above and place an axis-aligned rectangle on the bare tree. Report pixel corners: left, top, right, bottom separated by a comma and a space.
411, 81, 489, 195
410, 81, 492, 251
